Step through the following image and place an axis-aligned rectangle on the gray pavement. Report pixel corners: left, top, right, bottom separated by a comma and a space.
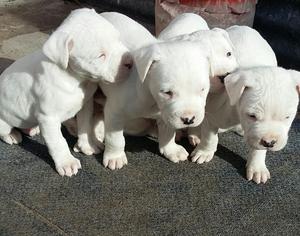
0, 1, 299, 235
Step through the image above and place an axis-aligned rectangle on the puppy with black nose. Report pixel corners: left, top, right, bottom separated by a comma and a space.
98, 40, 211, 169
191, 67, 300, 184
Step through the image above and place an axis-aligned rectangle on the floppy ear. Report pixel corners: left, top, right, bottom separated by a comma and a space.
211, 27, 235, 49
133, 44, 161, 82
43, 31, 73, 69
289, 69, 300, 95
224, 70, 255, 106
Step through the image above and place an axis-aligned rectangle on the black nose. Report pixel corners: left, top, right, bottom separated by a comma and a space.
260, 139, 277, 148
180, 116, 195, 125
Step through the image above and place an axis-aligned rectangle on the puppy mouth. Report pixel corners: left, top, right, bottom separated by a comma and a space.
217, 73, 231, 84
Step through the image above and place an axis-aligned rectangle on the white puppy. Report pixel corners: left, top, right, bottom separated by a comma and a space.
159, 14, 278, 145
158, 13, 209, 39
0, 8, 132, 176
169, 29, 238, 81
99, 40, 211, 170
226, 25, 277, 69
100, 12, 157, 50
68, 12, 157, 155
190, 67, 300, 184
72, 12, 237, 157
158, 13, 277, 92
188, 25, 278, 145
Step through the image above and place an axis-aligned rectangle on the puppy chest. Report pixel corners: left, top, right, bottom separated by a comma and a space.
55, 90, 85, 119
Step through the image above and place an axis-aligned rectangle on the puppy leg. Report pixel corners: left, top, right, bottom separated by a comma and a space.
73, 98, 103, 155
157, 118, 188, 163
63, 117, 78, 137
0, 119, 22, 145
103, 106, 127, 170
232, 124, 244, 136
188, 126, 201, 147
38, 116, 81, 177
190, 120, 218, 164
21, 126, 40, 137
246, 149, 270, 184
93, 111, 105, 144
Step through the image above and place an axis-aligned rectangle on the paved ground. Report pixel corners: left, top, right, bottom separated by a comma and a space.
0, 1, 299, 235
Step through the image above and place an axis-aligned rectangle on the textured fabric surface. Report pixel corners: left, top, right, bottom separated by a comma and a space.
0, 1, 299, 235
0, 120, 299, 235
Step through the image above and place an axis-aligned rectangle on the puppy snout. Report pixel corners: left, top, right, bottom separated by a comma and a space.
260, 139, 277, 148
180, 116, 195, 125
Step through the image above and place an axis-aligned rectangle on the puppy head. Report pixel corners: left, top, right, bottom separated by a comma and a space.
207, 28, 238, 77
43, 8, 132, 83
133, 41, 210, 129
225, 67, 300, 151
179, 28, 238, 92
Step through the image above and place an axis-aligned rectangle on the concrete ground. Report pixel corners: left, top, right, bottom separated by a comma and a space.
0, 0, 299, 235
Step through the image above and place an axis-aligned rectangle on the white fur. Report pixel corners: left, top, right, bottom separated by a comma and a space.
169, 28, 238, 80
226, 25, 277, 69
71, 12, 157, 154
73, 12, 238, 157
0, 8, 132, 176
99, 40, 211, 170
190, 67, 300, 184
158, 13, 209, 40
101, 12, 157, 51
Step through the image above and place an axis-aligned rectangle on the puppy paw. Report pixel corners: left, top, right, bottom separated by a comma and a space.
21, 127, 40, 137
1, 129, 22, 145
160, 144, 188, 163
233, 125, 244, 137
73, 138, 103, 155
103, 151, 128, 170
55, 156, 82, 177
29, 126, 40, 137
188, 134, 201, 146
247, 164, 270, 184
190, 148, 215, 164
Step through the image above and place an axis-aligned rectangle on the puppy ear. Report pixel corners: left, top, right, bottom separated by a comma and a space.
133, 44, 161, 82
43, 31, 73, 69
211, 27, 235, 49
224, 70, 255, 106
289, 69, 300, 94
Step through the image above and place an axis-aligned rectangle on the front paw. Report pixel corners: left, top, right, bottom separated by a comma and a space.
190, 148, 215, 164
1, 129, 22, 145
246, 164, 270, 184
55, 155, 82, 177
22, 126, 40, 137
160, 144, 188, 163
73, 138, 104, 155
103, 151, 128, 170
188, 134, 201, 147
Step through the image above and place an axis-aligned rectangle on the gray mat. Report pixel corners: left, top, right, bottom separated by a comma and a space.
0, 119, 299, 235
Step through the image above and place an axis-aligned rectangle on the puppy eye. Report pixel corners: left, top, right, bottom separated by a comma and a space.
226, 52, 232, 57
98, 53, 106, 59
160, 90, 173, 98
248, 114, 257, 120
285, 116, 290, 119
